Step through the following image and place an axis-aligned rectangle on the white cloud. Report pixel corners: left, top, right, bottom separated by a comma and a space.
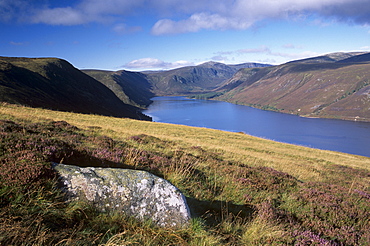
237, 46, 271, 54
0, 0, 31, 22
9, 41, 27, 46
30, 0, 145, 25
319, 0, 370, 24
32, 7, 85, 25
125, 58, 165, 69
3, 0, 370, 33
282, 43, 305, 49
237, 45, 319, 60
112, 23, 141, 34
215, 46, 320, 64
124, 58, 195, 70
282, 44, 296, 49
151, 12, 253, 35
151, 0, 370, 35
270, 50, 321, 60
211, 55, 228, 62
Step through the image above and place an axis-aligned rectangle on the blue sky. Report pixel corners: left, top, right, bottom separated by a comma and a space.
1, 0, 370, 71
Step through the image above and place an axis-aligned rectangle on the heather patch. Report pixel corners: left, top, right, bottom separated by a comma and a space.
0, 117, 369, 245
280, 182, 370, 245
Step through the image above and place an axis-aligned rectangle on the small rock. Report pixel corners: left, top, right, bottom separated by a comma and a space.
52, 163, 191, 228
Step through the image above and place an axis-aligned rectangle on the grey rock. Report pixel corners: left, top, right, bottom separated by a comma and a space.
52, 163, 191, 228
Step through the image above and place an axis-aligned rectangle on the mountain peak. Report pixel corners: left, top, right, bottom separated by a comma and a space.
201, 61, 222, 65
198, 61, 226, 68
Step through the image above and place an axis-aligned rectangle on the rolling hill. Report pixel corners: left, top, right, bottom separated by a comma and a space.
0, 57, 151, 120
1, 52, 370, 122
211, 52, 370, 121
83, 69, 154, 109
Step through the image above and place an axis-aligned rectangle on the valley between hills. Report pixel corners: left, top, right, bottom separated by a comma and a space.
1, 53, 370, 245
1, 51, 370, 122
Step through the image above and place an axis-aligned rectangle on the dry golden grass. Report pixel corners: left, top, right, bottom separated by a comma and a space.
1, 103, 369, 245
1, 103, 369, 186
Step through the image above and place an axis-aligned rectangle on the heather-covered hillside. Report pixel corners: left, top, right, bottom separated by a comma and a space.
1, 104, 369, 245
212, 52, 370, 121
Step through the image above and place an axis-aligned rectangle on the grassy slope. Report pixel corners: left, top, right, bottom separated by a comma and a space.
1, 103, 368, 181
1, 104, 369, 245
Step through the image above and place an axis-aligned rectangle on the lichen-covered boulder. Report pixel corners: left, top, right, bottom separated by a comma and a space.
52, 163, 191, 228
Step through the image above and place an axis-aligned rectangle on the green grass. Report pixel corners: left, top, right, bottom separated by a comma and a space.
0, 103, 369, 245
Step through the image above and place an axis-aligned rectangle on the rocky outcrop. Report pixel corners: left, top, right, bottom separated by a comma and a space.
52, 163, 191, 228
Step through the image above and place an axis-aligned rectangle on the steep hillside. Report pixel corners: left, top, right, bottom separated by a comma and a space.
213, 52, 370, 121
0, 57, 151, 120
144, 62, 270, 95
83, 69, 154, 108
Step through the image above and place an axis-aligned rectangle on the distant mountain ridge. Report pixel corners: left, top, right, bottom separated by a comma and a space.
142, 62, 270, 95
1, 52, 369, 122
83, 62, 270, 101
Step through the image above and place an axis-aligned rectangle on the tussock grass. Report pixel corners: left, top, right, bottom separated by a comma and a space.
1, 103, 368, 183
1, 103, 369, 245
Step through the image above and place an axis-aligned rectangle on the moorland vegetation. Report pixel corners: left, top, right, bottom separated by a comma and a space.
1, 52, 370, 245
0, 103, 369, 245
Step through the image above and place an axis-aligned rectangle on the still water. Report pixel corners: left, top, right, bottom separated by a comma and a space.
143, 97, 370, 157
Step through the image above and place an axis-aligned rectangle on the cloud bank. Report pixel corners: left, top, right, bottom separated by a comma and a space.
2, 0, 370, 34
124, 58, 195, 70
151, 0, 370, 35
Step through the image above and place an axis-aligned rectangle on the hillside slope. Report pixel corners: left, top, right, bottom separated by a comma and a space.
213, 52, 370, 121
0, 57, 151, 120
144, 62, 270, 95
83, 69, 154, 108
1, 104, 369, 245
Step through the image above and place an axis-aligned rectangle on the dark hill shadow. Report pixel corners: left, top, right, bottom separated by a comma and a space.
186, 197, 255, 227
53, 149, 132, 170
